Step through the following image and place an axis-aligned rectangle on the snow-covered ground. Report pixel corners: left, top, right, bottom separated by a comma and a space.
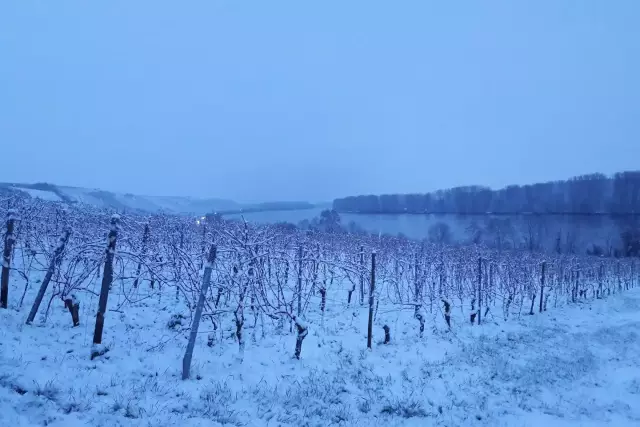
1, 279, 639, 427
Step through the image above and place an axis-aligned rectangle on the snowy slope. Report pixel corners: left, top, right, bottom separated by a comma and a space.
0, 183, 240, 215
57, 186, 115, 208
9, 187, 63, 202
1, 273, 640, 426
56, 186, 239, 214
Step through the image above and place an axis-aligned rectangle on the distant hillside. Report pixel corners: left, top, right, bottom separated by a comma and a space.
0, 182, 319, 216
0, 182, 240, 215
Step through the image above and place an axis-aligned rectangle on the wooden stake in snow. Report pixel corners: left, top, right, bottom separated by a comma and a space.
182, 245, 217, 380
176, 227, 184, 302
414, 251, 420, 317
539, 262, 546, 313
477, 257, 483, 325
1, 209, 18, 309
198, 222, 207, 271
367, 251, 376, 349
297, 245, 303, 316
359, 246, 365, 305
133, 223, 149, 288
26, 229, 71, 324
91, 214, 120, 359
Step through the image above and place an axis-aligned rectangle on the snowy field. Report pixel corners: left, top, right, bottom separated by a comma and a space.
1, 278, 639, 427
0, 199, 638, 427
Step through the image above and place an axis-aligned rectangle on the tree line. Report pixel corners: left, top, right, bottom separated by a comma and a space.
333, 171, 640, 215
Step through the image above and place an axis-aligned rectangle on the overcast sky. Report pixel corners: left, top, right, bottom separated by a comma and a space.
1, 1, 639, 203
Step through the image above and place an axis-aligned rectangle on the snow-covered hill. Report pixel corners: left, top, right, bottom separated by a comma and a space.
0, 183, 240, 215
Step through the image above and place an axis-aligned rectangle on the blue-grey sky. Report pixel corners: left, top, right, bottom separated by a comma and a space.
1, 1, 639, 203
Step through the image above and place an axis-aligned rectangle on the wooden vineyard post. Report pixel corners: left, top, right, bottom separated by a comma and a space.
539, 262, 546, 313
367, 251, 376, 349
1, 209, 18, 309
297, 245, 303, 316
359, 246, 365, 305
133, 223, 149, 288
91, 214, 120, 359
182, 245, 217, 380
477, 257, 483, 325
26, 229, 71, 324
